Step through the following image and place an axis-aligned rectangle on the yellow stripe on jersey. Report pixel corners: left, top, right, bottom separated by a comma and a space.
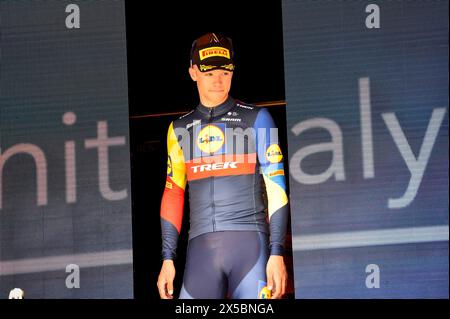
262, 175, 288, 219
167, 122, 187, 190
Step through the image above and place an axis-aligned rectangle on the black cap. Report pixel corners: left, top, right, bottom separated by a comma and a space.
190, 33, 235, 72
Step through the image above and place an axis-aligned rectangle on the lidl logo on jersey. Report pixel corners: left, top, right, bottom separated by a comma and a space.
265, 144, 283, 163
195, 123, 227, 156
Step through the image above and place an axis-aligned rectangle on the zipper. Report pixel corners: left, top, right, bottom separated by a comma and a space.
209, 107, 216, 231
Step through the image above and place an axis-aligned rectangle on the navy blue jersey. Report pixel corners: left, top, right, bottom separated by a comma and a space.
160, 97, 289, 259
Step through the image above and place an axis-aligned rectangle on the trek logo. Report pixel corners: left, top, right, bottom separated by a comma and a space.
237, 103, 253, 110
266, 144, 283, 163
196, 124, 226, 154
186, 154, 256, 180
190, 161, 238, 173
199, 47, 230, 60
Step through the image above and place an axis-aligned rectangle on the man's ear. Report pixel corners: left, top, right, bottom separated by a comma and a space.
188, 66, 197, 81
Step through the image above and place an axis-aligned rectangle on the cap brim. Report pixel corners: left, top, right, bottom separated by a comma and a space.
197, 56, 235, 72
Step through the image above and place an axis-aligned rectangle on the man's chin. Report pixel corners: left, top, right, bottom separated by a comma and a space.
207, 94, 227, 105
209, 91, 225, 96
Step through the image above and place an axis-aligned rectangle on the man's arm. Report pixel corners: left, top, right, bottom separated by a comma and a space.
157, 122, 186, 299
254, 108, 289, 298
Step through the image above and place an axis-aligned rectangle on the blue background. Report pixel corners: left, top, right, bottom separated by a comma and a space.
282, 0, 448, 298
0, 1, 133, 298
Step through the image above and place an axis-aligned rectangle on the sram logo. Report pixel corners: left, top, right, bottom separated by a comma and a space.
191, 162, 238, 173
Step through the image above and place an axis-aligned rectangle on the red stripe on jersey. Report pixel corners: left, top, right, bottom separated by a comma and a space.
160, 176, 185, 233
185, 153, 256, 181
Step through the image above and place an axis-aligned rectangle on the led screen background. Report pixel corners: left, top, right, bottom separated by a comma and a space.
282, 1, 448, 298
0, 1, 133, 298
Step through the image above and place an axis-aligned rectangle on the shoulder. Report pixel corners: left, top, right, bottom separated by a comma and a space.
178, 108, 195, 120
233, 100, 262, 125
235, 100, 258, 113
253, 107, 275, 129
172, 108, 196, 130
235, 100, 271, 119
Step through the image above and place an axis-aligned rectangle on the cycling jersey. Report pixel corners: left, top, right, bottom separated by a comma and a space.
160, 96, 289, 260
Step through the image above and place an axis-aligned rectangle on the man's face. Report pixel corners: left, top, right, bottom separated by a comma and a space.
189, 65, 233, 107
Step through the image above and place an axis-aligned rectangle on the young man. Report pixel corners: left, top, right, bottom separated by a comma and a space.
157, 33, 289, 299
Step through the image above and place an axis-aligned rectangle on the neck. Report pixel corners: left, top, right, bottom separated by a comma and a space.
196, 96, 234, 117
199, 95, 229, 108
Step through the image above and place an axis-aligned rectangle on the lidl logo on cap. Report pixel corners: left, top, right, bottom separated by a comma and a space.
266, 144, 283, 163
199, 47, 230, 60
196, 124, 226, 155
167, 156, 173, 177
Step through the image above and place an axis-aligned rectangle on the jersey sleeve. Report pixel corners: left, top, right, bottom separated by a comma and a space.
254, 108, 289, 256
160, 122, 187, 260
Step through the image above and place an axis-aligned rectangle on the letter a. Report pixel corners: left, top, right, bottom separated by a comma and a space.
365, 264, 380, 288
365, 4, 380, 29
66, 264, 80, 288
65, 4, 80, 29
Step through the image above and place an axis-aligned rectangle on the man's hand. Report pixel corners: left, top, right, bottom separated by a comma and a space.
8, 288, 24, 299
266, 255, 287, 299
157, 260, 176, 299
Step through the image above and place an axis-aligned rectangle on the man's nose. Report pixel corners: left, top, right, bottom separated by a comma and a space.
212, 75, 223, 84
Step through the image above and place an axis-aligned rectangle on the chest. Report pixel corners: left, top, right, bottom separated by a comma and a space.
180, 119, 256, 160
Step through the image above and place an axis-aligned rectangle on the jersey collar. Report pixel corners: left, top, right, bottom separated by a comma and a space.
196, 96, 235, 118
